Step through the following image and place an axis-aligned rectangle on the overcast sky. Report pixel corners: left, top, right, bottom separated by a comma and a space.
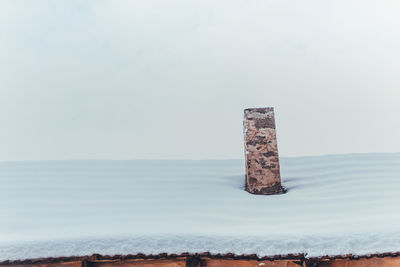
1, 0, 400, 161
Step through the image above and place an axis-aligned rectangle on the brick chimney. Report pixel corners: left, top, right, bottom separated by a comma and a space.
244, 107, 285, 195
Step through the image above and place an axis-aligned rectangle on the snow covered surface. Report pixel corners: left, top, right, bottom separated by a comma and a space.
1, 153, 400, 260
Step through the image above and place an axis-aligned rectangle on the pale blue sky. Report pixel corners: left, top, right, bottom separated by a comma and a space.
1, 0, 400, 160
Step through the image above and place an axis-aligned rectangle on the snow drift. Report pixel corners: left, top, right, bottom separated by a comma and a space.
1, 153, 400, 260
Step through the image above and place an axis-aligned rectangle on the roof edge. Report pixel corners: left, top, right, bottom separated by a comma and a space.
2, 251, 400, 266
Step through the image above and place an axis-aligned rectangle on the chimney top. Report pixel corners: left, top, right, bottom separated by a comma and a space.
243, 107, 285, 195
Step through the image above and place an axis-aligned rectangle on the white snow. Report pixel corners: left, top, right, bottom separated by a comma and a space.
1, 153, 400, 260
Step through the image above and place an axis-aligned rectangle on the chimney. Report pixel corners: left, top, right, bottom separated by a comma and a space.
244, 107, 285, 195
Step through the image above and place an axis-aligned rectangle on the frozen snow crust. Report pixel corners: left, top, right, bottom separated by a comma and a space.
1, 153, 400, 261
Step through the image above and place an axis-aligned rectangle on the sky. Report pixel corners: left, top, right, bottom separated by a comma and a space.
1, 0, 400, 161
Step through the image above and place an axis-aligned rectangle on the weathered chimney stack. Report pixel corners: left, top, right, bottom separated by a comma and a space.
244, 107, 285, 195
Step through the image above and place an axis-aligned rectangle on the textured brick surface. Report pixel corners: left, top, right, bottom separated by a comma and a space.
1, 261, 82, 267
244, 107, 284, 195
86, 259, 186, 267
5, 257, 400, 267
331, 257, 400, 267
203, 259, 299, 267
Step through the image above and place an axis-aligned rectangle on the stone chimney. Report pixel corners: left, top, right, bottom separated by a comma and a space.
244, 107, 285, 195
